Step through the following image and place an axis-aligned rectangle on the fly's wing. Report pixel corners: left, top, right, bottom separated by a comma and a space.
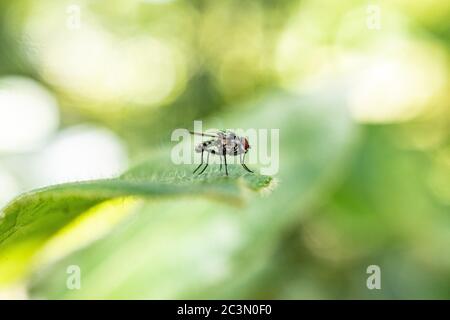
189, 131, 218, 138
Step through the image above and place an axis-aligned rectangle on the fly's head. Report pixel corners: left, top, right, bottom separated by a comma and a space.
243, 137, 250, 152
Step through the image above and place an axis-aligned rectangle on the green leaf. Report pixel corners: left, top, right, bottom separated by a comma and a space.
26, 91, 357, 299
0, 156, 273, 285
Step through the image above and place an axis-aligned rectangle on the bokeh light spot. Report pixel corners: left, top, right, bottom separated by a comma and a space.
33, 125, 128, 186
0, 167, 20, 209
0, 77, 59, 153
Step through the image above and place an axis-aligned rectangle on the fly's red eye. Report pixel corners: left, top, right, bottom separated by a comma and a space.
244, 138, 250, 150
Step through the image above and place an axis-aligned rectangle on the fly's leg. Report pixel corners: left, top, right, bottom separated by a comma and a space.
223, 146, 228, 176
198, 152, 210, 175
241, 152, 254, 173
193, 139, 215, 174
193, 150, 204, 174
219, 156, 223, 172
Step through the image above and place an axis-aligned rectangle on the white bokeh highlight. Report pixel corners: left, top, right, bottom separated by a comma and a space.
0, 76, 59, 153
0, 167, 20, 209
33, 125, 128, 186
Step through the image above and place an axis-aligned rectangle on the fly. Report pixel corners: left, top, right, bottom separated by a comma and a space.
190, 130, 254, 176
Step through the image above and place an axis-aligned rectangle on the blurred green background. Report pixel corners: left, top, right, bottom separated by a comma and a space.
0, 0, 449, 299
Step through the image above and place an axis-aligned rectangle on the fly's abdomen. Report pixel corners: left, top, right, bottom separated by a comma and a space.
195, 139, 215, 153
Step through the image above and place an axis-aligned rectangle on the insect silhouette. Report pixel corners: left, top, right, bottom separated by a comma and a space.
190, 130, 254, 176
